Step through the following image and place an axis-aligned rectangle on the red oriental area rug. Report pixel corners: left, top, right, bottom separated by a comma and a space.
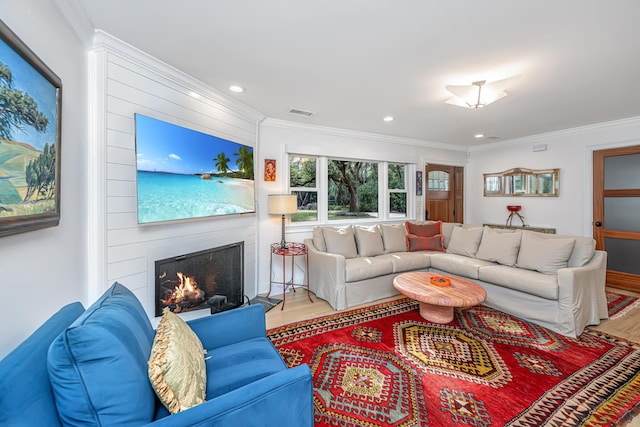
268, 298, 640, 427
606, 291, 640, 320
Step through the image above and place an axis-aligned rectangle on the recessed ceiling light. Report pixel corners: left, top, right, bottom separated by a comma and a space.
474, 133, 485, 138
229, 85, 245, 93
383, 116, 394, 122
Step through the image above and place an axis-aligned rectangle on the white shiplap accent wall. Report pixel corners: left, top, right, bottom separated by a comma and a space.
88, 31, 263, 320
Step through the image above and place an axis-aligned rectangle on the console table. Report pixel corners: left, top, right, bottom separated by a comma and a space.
484, 224, 556, 234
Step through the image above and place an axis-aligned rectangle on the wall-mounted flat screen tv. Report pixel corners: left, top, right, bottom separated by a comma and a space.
134, 114, 255, 224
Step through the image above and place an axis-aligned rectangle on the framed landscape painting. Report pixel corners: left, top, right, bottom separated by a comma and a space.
0, 19, 62, 237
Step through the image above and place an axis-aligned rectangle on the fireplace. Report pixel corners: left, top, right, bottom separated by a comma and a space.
154, 242, 244, 317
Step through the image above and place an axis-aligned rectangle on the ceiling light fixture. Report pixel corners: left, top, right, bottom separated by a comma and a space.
383, 116, 394, 122
445, 76, 518, 109
229, 85, 245, 93
474, 133, 484, 139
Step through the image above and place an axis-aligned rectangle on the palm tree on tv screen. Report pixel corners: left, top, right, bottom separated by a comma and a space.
234, 145, 253, 179
214, 152, 230, 174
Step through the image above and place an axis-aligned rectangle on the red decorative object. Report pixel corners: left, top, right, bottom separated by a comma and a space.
268, 299, 640, 427
506, 205, 526, 226
429, 275, 451, 287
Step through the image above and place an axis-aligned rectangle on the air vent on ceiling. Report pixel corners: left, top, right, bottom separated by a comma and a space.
485, 136, 501, 140
288, 108, 315, 117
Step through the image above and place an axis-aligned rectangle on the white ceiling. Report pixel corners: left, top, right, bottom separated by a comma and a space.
59, 0, 640, 147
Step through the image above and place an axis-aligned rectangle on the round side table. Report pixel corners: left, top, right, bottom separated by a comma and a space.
267, 242, 313, 310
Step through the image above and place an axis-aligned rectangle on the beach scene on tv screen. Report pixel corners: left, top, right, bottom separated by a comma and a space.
135, 114, 255, 224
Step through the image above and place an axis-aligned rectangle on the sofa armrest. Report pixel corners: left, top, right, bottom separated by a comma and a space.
187, 305, 266, 350
305, 238, 347, 310
557, 250, 608, 334
145, 365, 314, 427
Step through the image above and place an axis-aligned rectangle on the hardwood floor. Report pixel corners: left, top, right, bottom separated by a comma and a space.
265, 286, 640, 426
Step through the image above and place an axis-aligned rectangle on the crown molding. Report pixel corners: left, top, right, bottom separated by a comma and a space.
261, 118, 468, 152
91, 30, 265, 124
468, 116, 640, 152
53, 0, 94, 48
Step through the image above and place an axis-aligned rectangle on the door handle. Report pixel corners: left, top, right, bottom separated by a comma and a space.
595, 221, 602, 227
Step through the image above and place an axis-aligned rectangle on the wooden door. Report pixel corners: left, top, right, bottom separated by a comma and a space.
593, 145, 640, 292
425, 164, 463, 223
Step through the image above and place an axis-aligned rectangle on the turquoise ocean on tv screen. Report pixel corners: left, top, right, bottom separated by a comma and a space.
137, 171, 255, 223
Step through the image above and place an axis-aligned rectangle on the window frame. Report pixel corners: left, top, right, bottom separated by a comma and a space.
288, 153, 413, 225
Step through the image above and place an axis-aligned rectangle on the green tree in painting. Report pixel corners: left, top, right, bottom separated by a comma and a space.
234, 145, 253, 179
214, 152, 231, 173
0, 61, 49, 142
24, 142, 56, 201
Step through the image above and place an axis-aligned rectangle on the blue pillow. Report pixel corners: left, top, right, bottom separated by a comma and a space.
48, 283, 156, 426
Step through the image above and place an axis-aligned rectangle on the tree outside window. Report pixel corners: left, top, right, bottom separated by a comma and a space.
388, 163, 407, 217
289, 156, 318, 222
328, 159, 378, 220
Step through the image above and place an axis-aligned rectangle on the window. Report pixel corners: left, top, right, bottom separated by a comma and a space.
388, 163, 407, 217
428, 170, 449, 191
289, 155, 410, 223
289, 156, 318, 222
328, 159, 378, 220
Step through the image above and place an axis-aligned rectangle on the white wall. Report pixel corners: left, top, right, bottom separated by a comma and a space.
256, 119, 468, 294
88, 32, 264, 323
467, 118, 640, 236
0, 0, 88, 358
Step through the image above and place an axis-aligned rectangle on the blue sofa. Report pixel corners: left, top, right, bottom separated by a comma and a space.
0, 283, 313, 426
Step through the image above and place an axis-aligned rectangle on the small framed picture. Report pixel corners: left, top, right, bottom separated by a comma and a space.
416, 171, 423, 196
264, 159, 276, 182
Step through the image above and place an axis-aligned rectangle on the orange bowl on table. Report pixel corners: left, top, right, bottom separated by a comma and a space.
429, 276, 451, 287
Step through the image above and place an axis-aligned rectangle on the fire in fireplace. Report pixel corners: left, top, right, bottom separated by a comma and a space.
155, 242, 244, 317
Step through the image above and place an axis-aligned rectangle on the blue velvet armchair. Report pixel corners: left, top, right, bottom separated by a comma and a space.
0, 283, 314, 426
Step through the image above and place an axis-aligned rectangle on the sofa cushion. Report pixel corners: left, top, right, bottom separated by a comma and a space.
380, 223, 407, 253
441, 222, 462, 248
0, 302, 85, 427
345, 256, 394, 282
516, 232, 575, 274
446, 226, 484, 257
148, 308, 207, 414
479, 265, 559, 300
323, 226, 358, 259
205, 337, 287, 399
519, 230, 596, 268
354, 225, 385, 257
382, 252, 431, 272
475, 227, 523, 266
406, 234, 445, 252
406, 220, 442, 237
312, 226, 328, 252
48, 282, 156, 426
429, 253, 495, 279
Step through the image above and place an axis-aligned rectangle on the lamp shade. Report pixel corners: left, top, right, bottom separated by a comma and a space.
268, 194, 297, 215
445, 75, 519, 109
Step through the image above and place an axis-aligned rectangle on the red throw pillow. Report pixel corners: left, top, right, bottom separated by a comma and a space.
406, 234, 445, 252
405, 221, 442, 238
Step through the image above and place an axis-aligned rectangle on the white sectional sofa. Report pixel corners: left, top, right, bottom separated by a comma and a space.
304, 222, 608, 337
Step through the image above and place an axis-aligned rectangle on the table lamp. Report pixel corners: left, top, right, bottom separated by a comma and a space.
268, 194, 297, 249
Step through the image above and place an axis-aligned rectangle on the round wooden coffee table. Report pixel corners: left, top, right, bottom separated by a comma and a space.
393, 272, 487, 323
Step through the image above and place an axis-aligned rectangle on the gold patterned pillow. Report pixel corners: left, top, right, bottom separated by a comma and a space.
148, 308, 207, 414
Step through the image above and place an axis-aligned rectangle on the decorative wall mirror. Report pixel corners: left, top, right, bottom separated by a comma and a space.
483, 168, 559, 197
